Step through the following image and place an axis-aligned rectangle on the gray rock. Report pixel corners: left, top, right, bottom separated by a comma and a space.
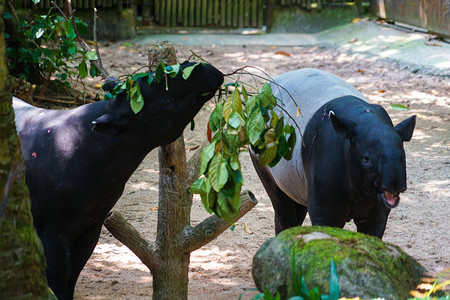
252, 226, 425, 299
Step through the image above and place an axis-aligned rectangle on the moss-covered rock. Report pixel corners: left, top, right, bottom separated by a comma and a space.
252, 226, 425, 299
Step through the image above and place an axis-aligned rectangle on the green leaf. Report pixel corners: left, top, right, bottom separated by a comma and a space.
268, 153, 282, 168
68, 43, 77, 55
329, 259, 339, 300
190, 120, 195, 131
308, 287, 322, 299
147, 74, 154, 86
133, 72, 150, 81
274, 116, 285, 140
200, 142, 216, 175
218, 160, 230, 191
277, 135, 288, 157
216, 190, 236, 222
65, 20, 76, 40
104, 93, 113, 100
155, 62, 164, 84
241, 85, 248, 102
228, 112, 241, 129
85, 50, 98, 61
258, 142, 277, 167
190, 178, 205, 194
32, 26, 45, 39
209, 102, 223, 133
129, 83, 144, 114
245, 94, 259, 116
182, 62, 200, 80
232, 89, 243, 115
223, 95, 233, 122
112, 81, 127, 95
300, 276, 309, 297
388, 104, 410, 111
247, 110, 265, 145
75, 18, 89, 35
287, 131, 297, 149
123, 42, 133, 47
229, 155, 240, 171
192, 178, 215, 214
260, 83, 276, 108
269, 110, 278, 128
165, 63, 180, 78
204, 180, 217, 212
284, 124, 295, 135
78, 59, 88, 78
208, 154, 229, 192
264, 128, 276, 144
263, 287, 274, 300
89, 64, 99, 78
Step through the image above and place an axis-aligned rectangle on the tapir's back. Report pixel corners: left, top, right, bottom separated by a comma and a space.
267, 68, 368, 205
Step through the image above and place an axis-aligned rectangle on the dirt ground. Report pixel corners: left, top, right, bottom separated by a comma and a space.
72, 41, 449, 299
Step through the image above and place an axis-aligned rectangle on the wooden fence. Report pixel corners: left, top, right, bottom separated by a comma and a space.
370, 0, 449, 38
17, 0, 359, 29
153, 0, 265, 28
277, 0, 357, 10
14, 0, 132, 9
152, 0, 356, 28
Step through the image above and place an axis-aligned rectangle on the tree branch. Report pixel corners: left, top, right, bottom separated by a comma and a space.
182, 190, 258, 253
103, 211, 156, 270
54, 0, 109, 78
187, 141, 207, 185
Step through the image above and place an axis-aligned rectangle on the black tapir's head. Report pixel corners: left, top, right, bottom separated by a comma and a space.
330, 107, 416, 209
92, 62, 223, 146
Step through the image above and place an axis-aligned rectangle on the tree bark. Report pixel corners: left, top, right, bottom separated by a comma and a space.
0, 2, 50, 298
104, 42, 258, 300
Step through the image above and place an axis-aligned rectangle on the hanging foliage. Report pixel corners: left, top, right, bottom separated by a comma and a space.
191, 70, 298, 222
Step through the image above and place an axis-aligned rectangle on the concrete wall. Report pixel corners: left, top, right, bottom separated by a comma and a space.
71, 8, 136, 40
268, 5, 360, 33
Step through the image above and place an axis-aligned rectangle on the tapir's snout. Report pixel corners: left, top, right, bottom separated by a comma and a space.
202, 63, 224, 91
377, 161, 407, 209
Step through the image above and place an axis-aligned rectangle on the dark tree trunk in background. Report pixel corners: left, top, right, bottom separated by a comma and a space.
0, 1, 50, 298
104, 42, 258, 300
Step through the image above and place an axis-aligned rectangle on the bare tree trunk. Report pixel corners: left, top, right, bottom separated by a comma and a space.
0, 2, 50, 298
153, 136, 192, 299
104, 42, 258, 299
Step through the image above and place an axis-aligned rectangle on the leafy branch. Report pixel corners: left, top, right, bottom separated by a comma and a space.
103, 60, 204, 114
190, 68, 300, 222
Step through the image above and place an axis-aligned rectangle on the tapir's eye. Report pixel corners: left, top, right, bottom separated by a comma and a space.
362, 155, 370, 164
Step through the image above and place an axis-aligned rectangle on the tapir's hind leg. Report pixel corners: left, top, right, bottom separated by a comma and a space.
250, 154, 307, 235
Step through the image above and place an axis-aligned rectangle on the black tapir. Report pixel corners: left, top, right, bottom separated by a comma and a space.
13, 62, 223, 300
250, 68, 416, 238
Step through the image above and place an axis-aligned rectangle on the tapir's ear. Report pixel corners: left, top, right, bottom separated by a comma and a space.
395, 115, 416, 142
102, 76, 120, 92
329, 111, 357, 139
91, 112, 128, 135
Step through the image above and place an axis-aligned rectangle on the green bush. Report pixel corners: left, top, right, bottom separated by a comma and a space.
5, 7, 99, 86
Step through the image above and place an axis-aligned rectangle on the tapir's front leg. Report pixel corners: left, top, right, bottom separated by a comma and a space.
354, 205, 391, 238
40, 227, 71, 300
67, 224, 104, 300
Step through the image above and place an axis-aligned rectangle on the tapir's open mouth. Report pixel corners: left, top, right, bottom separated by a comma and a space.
378, 190, 400, 209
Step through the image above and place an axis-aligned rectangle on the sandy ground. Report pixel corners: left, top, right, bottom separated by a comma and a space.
72, 41, 449, 299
